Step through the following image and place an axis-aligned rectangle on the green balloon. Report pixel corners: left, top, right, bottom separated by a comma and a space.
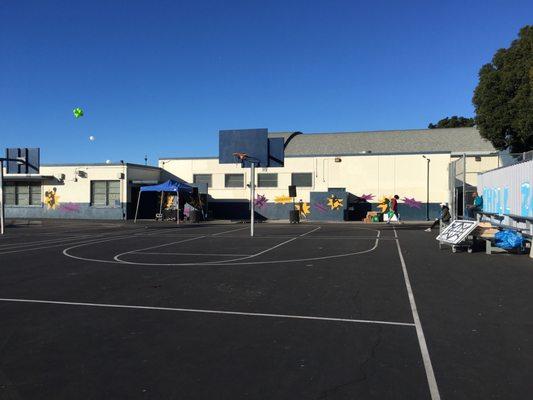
73, 107, 84, 118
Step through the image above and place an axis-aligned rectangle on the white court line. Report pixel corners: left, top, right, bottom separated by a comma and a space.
0, 297, 415, 328
209, 226, 322, 264
0, 228, 149, 256
393, 226, 441, 400
113, 226, 249, 263
137, 252, 251, 257
63, 227, 381, 266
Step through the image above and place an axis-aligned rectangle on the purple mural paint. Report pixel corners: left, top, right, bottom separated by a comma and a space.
58, 203, 81, 213
313, 203, 327, 213
360, 194, 375, 201
402, 197, 422, 209
254, 194, 268, 208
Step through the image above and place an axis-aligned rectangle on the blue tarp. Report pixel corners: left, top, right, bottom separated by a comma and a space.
494, 230, 524, 250
140, 180, 193, 194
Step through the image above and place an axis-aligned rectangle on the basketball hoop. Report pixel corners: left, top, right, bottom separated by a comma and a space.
233, 152, 248, 167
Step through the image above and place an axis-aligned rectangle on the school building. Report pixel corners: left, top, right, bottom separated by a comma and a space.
3, 127, 499, 221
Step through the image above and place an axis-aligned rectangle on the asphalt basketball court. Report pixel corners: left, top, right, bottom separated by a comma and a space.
0, 220, 532, 399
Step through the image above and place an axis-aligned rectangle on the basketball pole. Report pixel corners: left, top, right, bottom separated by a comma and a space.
250, 162, 255, 237
0, 160, 4, 235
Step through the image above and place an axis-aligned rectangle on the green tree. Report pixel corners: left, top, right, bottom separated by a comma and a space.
472, 25, 533, 153
428, 116, 475, 129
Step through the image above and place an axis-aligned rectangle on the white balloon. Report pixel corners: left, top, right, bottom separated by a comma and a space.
89, 135, 95, 141
105, 160, 111, 164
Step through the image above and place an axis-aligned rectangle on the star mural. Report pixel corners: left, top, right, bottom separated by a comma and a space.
295, 202, 311, 215
254, 194, 268, 208
359, 194, 375, 201
327, 195, 343, 210
402, 197, 422, 209
274, 195, 293, 204
377, 196, 390, 213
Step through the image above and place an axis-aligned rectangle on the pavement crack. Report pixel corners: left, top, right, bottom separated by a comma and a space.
317, 326, 383, 399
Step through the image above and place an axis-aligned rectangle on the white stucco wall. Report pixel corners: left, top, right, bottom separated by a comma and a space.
159, 153, 487, 204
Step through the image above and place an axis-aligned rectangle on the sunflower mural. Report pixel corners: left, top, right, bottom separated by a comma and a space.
327, 195, 343, 210
44, 187, 60, 209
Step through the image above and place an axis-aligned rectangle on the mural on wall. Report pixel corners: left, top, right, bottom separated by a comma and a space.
254, 194, 268, 209
313, 202, 328, 213
483, 182, 532, 217
58, 203, 81, 213
165, 195, 175, 209
520, 182, 531, 217
359, 194, 375, 201
377, 196, 390, 213
327, 195, 343, 210
402, 197, 422, 209
295, 202, 311, 216
274, 195, 293, 204
44, 187, 60, 209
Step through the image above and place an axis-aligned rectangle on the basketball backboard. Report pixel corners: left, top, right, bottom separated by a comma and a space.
6, 148, 40, 174
219, 129, 284, 168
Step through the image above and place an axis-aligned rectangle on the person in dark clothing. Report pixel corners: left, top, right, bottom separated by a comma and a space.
425, 203, 451, 231
466, 192, 483, 219
387, 195, 400, 224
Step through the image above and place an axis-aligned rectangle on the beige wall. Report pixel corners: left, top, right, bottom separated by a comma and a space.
450, 155, 499, 187
36, 165, 128, 204
160, 153, 464, 203
3, 164, 160, 205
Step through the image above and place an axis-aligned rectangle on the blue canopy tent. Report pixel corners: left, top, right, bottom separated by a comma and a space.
134, 180, 193, 223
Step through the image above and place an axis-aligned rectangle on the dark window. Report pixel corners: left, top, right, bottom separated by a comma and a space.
193, 174, 212, 188
225, 174, 244, 188
4, 182, 41, 205
91, 180, 120, 206
291, 173, 313, 187
257, 173, 277, 188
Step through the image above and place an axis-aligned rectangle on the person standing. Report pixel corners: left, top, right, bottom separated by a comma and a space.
387, 195, 400, 224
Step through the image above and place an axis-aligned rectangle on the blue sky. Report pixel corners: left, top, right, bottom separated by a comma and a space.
1, 0, 531, 164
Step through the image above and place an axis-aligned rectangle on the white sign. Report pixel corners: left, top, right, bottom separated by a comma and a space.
436, 220, 478, 244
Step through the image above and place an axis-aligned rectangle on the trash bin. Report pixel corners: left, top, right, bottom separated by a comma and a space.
289, 210, 300, 224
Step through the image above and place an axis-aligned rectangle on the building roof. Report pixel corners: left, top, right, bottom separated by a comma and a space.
269, 127, 496, 156
41, 162, 161, 170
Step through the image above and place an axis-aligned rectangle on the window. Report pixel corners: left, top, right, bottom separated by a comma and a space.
225, 174, 244, 188
291, 173, 313, 187
193, 174, 212, 188
3, 182, 41, 206
257, 173, 277, 188
91, 181, 120, 206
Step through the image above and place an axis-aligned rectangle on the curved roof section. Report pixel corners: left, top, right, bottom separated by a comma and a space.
269, 128, 496, 156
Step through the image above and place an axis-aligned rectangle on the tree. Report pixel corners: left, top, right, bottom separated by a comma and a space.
428, 116, 475, 129
472, 25, 533, 153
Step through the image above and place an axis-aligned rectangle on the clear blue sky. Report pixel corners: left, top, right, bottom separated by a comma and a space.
1, 0, 531, 164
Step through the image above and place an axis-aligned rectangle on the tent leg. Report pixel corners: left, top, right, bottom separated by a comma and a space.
177, 193, 179, 225
159, 191, 164, 221
134, 191, 141, 223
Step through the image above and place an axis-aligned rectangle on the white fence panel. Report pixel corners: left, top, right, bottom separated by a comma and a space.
478, 160, 532, 228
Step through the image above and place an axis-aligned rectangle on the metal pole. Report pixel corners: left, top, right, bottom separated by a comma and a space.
134, 191, 141, 223
176, 192, 180, 225
250, 163, 255, 237
462, 153, 466, 219
159, 191, 164, 219
426, 158, 430, 221
0, 160, 5, 235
